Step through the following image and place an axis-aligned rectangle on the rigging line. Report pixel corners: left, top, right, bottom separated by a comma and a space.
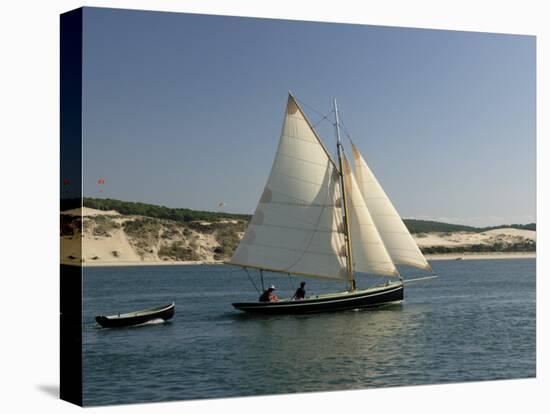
279, 166, 337, 272
250, 240, 338, 257
268, 183, 337, 207
338, 112, 356, 144
258, 175, 341, 227
294, 96, 332, 121
282, 132, 331, 149
341, 120, 353, 140
278, 150, 333, 168
254, 222, 337, 234
312, 110, 335, 129
287, 272, 293, 292
260, 198, 334, 229
402, 275, 439, 284
244, 267, 261, 294
293, 96, 336, 130
274, 170, 332, 188
296, 97, 353, 146
260, 270, 265, 291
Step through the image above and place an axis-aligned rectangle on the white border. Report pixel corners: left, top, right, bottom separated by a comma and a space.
0, 1, 546, 413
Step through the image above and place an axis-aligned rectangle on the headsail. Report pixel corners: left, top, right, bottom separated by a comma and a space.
229, 95, 347, 280
351, 143, 432, 272
342, 155, 399, 277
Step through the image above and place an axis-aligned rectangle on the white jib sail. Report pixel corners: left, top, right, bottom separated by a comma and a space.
342, 155, 399, 277
351, 143, 432, 272
229, 96, 347, 280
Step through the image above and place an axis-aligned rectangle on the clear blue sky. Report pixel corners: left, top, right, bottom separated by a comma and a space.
82, 7, 535, 227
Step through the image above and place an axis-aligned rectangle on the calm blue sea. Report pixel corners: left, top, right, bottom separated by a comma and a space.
82, 259, 536, 406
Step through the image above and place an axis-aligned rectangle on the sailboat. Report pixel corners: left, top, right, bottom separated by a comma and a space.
227, 93, 435, 314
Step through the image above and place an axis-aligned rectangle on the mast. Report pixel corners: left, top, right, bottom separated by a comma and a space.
334, 98, 356, 291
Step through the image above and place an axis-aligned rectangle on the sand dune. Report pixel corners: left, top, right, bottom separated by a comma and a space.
61, 207, 121, 217
414, 228, 535, 248
60, 208, 535, 267
61, 207, 231, 266
426, 252, 535, 261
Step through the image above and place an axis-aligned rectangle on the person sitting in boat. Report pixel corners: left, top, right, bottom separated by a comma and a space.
292, 281, 306, 300
259, 285, 278, 302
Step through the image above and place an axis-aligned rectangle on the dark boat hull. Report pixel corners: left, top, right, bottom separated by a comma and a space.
232, 283, 404, 314
95, 303, 175, 328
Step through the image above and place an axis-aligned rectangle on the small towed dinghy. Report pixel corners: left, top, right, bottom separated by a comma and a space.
95, 302, 175, 328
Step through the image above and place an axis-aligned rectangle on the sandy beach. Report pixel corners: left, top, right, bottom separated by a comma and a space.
74, 260, 224, 267
425, 252, 535, 261
66, 252, 536, 267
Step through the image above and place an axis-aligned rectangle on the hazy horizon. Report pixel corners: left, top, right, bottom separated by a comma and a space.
81, 8, 535, 227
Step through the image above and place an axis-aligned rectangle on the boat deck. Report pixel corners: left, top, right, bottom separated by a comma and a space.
275, 282, 401, 303
232, 282, 404, 314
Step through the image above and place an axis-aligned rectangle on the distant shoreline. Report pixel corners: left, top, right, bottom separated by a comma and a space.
63, 260, 224, 268
67, 252, 535, 268
61, 207, 535, 268
425, 252, 535, 261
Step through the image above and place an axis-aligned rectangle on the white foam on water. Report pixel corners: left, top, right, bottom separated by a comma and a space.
140, 318, 166, 326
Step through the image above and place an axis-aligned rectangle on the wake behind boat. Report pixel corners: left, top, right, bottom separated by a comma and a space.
95, 302, 175, 328
226, 93, 436, 314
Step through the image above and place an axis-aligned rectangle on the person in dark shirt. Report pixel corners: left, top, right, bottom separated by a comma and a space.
259, 285, 278, 302
292, 281, 306, 300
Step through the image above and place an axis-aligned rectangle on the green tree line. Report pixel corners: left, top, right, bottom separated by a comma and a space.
82, 198, 535, 233
83, 198, 250, 223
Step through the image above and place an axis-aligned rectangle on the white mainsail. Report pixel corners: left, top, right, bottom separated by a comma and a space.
342, 155, 399, 277
229, 96, 348, 280
351, 143, 432, 272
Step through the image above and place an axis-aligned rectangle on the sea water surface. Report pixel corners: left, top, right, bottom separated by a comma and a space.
82, 259, 535, 406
